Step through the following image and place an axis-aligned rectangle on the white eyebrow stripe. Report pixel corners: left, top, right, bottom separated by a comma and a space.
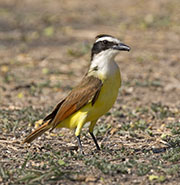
95, 37, 120, 43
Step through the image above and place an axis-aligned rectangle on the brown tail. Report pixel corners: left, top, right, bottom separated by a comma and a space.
23, 122, 50, 143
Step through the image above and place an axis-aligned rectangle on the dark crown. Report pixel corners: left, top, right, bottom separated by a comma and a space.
95, 34, 114, 39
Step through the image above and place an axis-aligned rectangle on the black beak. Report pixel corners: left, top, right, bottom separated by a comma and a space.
113, 43, 131, 52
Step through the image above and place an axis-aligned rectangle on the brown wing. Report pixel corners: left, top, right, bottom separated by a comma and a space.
43, 99, 65, 122
44, 75, 103, 130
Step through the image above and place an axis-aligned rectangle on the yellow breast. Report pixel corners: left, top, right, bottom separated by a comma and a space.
58, 67, 121, 130
86, 68, 121, 121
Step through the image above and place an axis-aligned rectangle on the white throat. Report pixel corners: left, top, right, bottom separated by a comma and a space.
89, 49, 119, 78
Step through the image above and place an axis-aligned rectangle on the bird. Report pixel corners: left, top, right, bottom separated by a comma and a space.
23, 34, 130, 153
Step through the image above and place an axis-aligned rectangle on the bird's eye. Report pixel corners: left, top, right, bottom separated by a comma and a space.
103, 40, 107, 44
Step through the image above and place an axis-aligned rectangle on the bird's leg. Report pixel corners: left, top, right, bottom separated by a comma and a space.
75, 115, 87, 154
89, 120, 100, 150
76, 135, 84, 154
89, 132, 100, 150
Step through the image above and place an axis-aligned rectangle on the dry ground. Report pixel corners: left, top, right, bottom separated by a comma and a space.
0, 0, 180, 184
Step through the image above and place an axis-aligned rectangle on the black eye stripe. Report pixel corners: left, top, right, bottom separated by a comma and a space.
91, 40, 115, 60
92, 41, 114, 52
103, 40, 107, 44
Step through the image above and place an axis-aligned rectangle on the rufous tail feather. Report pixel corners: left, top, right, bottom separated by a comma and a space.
23, 122, 50, 143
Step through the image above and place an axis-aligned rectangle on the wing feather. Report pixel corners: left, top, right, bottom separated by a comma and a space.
43, 99, 65, 122
44, 75, 102, 130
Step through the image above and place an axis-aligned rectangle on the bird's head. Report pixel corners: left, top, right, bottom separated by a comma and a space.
91, 34, 130, 61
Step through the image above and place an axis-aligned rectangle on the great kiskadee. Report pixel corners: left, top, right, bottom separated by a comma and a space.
23, 34, 130, 153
